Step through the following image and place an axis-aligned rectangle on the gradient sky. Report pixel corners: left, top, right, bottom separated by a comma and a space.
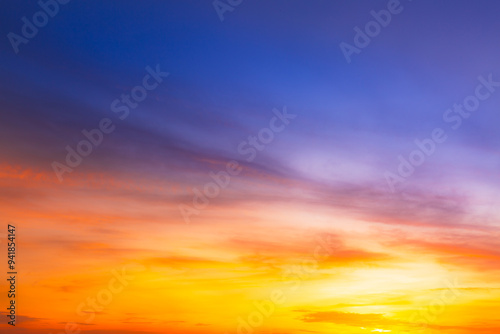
1, 1, 500, 333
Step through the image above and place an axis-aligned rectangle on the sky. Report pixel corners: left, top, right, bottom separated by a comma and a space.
1, 0, 500, 333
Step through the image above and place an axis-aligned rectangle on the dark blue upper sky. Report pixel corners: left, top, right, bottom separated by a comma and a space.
1, 1, 500, 213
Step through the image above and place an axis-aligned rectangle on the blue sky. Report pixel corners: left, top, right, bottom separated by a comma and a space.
1, 0, 500, 215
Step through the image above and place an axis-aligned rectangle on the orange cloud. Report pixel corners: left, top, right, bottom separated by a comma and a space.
298, 310, 401, 328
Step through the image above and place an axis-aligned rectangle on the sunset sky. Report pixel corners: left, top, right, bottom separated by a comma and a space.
1, 1, 500, 333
